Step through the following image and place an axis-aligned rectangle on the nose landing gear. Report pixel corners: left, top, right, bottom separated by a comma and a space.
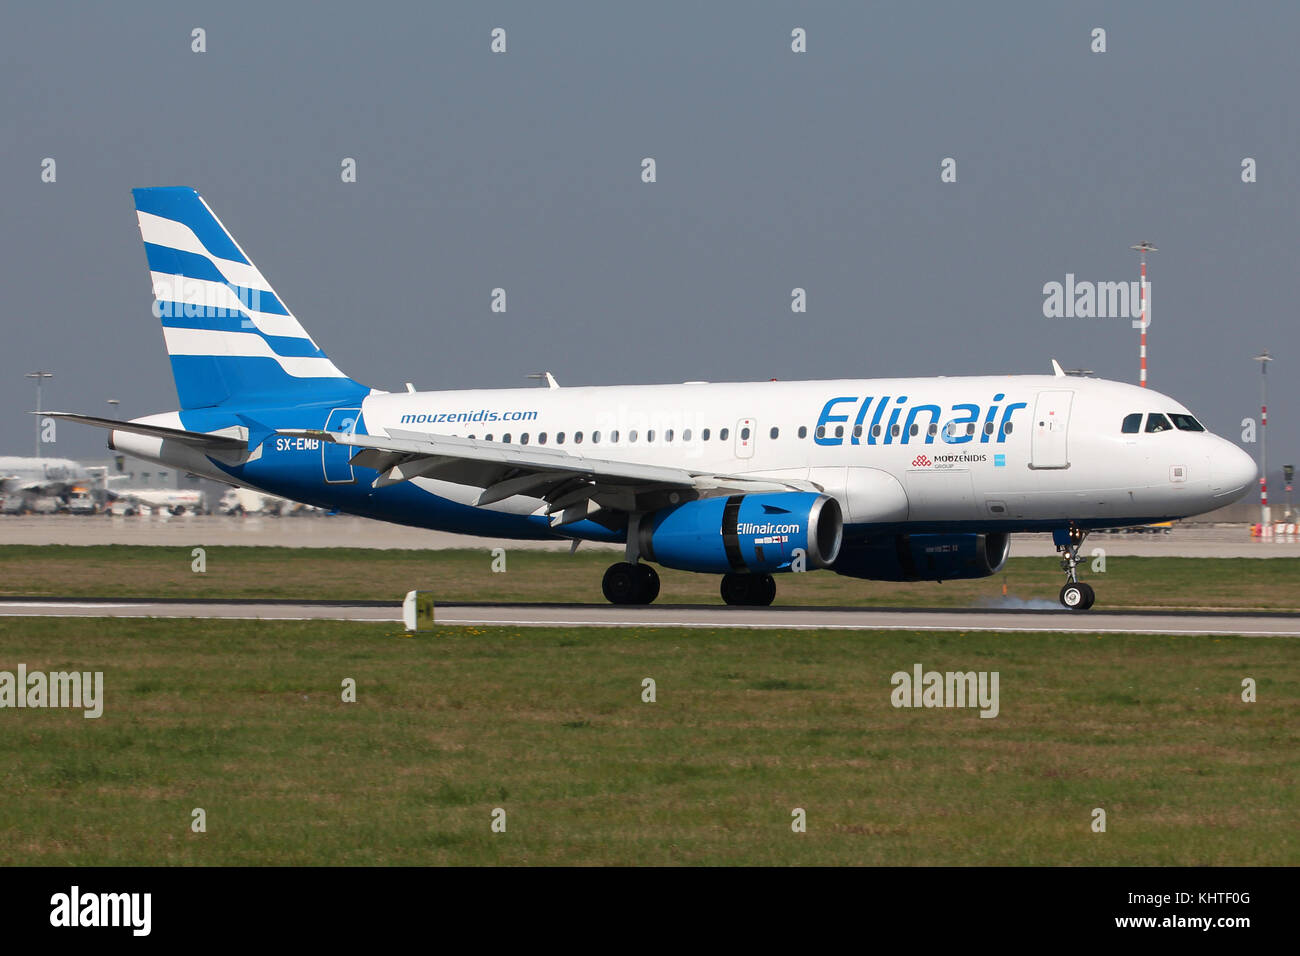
1055, 525, 1095, 610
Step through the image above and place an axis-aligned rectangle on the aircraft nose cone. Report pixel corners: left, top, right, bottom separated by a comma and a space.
1210, 443, 1257, 499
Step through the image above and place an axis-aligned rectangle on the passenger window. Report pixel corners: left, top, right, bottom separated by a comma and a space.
891, 424, 901, 438
1169, 413, 1205, 432
629, 430, 638, 443
1002, 421, 1013, 435
611, 430, 619, 443
983, 421, 994, 435
769, 427, 779, 439
538, 433, 547, 445
556, 432, 565, 444
666, 429, 673, 442
502, 433, 511, 443
720, 428, 730, 440
871, 424, 881, 438
909, 423, 919, 437
853, 425, 863, 439
646, 430, 654, 443
928, 423, 938, 437
797, 425, 806, 439
1121, 413, 1142, 434
703, 428, 711, 441
834, 425, 843, 439
574, 432, 583, 444
485, 434, 493, 442
521, 434, 529, 444
592, 431, 600, 443
1145, 414, 1172, 433
741, 427, 751, 440
966, 423, 975, 435
683, 429, 692, 441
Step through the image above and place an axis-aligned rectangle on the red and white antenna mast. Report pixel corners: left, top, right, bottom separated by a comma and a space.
1255, 350, 1273, 526
1130, 241, 1157, 387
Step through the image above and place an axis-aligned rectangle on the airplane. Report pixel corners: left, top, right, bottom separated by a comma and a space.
108, 487, 205, 516
51, 187, 1257, 610
0, 456, 97, 513
0, 455, 92, 494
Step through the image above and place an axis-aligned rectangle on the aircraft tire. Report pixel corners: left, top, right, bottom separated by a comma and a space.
602, 562, 640, 605
1059, 582, 1094, 611
722, 572, 776, 607
634, 564, 660, 605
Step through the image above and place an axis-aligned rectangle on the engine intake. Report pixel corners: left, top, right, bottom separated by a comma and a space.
833, 532, 1011, 582
639, 492, 843, 574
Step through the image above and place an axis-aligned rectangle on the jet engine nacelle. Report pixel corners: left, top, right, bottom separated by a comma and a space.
639, 492, 843, 574
832, 532, 1011, 582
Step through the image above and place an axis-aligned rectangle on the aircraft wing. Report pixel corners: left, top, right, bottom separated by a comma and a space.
3, 477, 64, 494
278, 427, 818, 527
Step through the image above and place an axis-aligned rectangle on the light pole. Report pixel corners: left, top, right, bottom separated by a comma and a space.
1284, 464, 1295, 522
1131, 242, 1157, 387
1254, 350, 1272, 526
25, 370, 54, 458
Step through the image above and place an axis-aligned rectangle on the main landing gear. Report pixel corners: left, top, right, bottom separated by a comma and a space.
601, 562, 660, 605
720, 572, 777, 607
1055, 525, 1096, 611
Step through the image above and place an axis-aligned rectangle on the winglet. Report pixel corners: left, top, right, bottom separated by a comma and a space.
1051, 359, 1065, 377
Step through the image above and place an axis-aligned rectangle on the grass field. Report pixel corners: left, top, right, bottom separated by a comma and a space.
2, 545, 1300, 611
1, 617, 1295, 865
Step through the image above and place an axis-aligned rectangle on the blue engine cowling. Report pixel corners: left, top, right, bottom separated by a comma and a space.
638, 492, 843, 574
832, 532, 1011, 582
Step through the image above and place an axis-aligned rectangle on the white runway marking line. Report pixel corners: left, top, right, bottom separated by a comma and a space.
0, 602, 136, 608
1, 602, 1296, 636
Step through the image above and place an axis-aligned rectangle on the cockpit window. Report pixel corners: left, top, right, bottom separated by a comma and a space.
1169, 413, 1205, 432
1144, 413, 1173, 433
1121, 413, 1142, 434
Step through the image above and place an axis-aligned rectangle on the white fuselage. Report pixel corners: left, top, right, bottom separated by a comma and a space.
117, 373, 1256, 538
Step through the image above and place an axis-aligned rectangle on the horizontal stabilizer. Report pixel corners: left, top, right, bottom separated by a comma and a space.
44, 412, 249, 450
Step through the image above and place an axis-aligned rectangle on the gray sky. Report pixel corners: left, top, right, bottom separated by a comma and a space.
3, 1, 1297, 488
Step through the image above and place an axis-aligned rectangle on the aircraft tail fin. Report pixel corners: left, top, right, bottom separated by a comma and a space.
132, 187, 368, 410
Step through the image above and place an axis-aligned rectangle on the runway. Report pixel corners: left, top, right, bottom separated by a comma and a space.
2, 598, 1298, 636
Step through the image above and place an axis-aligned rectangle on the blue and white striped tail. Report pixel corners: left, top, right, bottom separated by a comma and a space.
133, 187, 366, 410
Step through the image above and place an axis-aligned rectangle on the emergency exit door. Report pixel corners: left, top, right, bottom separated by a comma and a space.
735, 418, 756, 459
1030, 390, 1073, 469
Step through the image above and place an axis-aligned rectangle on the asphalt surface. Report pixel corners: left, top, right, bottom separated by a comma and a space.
2, 598, 1298, 636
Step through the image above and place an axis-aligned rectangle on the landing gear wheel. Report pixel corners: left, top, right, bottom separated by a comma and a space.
1059, 583, 1086, 610
1060, 582, 1095, 611
602, 563, 639, 605
602, 562, 660, 605
720, 573, 777, 607
634, 563, 660, 604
